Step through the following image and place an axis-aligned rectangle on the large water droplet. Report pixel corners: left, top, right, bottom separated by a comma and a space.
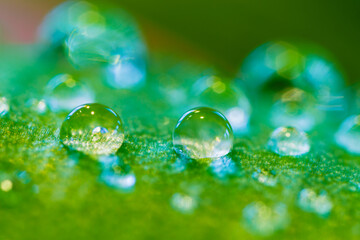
60, 103, 124, 155
335, 115, 360, 155
268, 126, 310, 156
270, 88, 320, 131
192, 75, 251, 134
45, 73, 95, 112
173, 107, 233, 159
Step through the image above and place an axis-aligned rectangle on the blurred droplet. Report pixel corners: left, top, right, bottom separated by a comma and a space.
270, 88, 320, 131
192, 76, 251, 134
171, 193, 198, 214
335, 115, 360, 155
268, 126, 310, 156
298, 189, 332, 217
252, 169, 277, 187
45, 73, 95, 112
38, 1, 102, 46
242, 201, 289, 236
0, 96, 10, 116
209, 156, 237, 179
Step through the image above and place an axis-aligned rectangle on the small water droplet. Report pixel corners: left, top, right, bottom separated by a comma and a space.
26, 98, 48, 114
173, 107, 234, 159
242, 201, 289, 236
170, 193, 198, 214
335, 115, 360, 155
268, 126, 310, 156
45, 74, 95, 112
60, 103, 125, 155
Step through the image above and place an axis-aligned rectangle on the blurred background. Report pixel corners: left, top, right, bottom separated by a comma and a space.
1, 0, 360, 81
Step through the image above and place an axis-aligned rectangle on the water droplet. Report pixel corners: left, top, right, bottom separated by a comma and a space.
242, 201, 289, 236
173, 107, 233, 159
298, 189, 332, 217
270, 88, 320, 131
45, 74, 95, 112
335, 115, 360, 155
170, 193, 198, 214
60, 103, 125, 155
268, 126, 310, 156
0, 96, 9, 116
192, 75, 251, 134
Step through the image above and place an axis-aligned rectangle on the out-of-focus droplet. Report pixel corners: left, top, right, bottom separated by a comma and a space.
105, 56, 146, 89
170, 193, 198, 214
0, 96, 10, 116
45, 73, 95, 112
251, 169, 278, 187
298, 189, 332, 217
192, 75, 251, 134
209, 156, 237, 179
270, 88, 320, 131
240, 41, 305, 91
268, 126, 310, 156
0, 179, 13, 192
26, 98, 48, 115
173, 107, 233, 159
335, 115, 360, 155
38, 1, 102, 46
242, 202, 289, 236
100, 171, 136, 191
60, 103, 125, 155
151, 58, 212, 114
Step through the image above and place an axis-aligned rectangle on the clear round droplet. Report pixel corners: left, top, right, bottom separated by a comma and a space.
173, 107, 233, 159
45, 73, 95, 112
0, 97, 10, 116
270, 88, 320, 131
192, 75, 251, 134
268, 126, 310, 156
335, 115, 360, 155
60, 103, 125, 155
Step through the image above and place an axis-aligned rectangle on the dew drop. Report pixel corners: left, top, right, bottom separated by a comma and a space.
335, 115, 360, 155
173, 107, 233, 159
268, 126, 310, 156
45, 74, 95, 112
60, 103, 124, 155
